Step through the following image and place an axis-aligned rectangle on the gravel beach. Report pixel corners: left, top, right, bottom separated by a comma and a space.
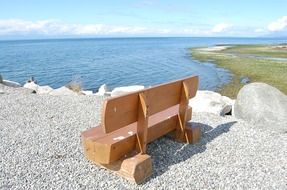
0, 86, 286, 189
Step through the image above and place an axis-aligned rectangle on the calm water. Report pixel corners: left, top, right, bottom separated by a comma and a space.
0, 37, 286, 91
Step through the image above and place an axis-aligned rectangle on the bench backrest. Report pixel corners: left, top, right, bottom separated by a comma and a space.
102, 76, 198, 133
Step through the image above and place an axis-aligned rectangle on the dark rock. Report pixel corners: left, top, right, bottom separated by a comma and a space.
240, 76, 251, 84
27, 76, 37, 84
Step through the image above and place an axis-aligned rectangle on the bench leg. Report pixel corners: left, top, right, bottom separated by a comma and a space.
184, 123, 201, 144
82, 128, 152, 184
118, 154, 152, 184
174, 122, 201, 144
174, 81, 201, 144
92, 153, 152, 184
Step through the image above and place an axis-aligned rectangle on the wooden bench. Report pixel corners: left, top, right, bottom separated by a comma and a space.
81, 76, 200, 184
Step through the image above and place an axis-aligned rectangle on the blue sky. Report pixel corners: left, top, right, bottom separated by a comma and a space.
0, 0, 287, 39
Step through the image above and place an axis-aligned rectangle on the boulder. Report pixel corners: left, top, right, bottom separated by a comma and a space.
111, 85, 145, 97
234, 83, 287, 133
0, 83, 34, 94
0, 74, 21, 87
49, 86, 78, 96
37, 85, 53, 94
189, 90, 235, 116
95, 84, 109, 96
2, 80, 21, 88
23, 81, 39, 91
80, 90, 93, 95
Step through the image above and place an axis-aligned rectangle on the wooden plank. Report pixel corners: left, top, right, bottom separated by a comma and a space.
175, 81, 190, 142
146, 80, 181, 115
183, 76, 198, 99
81, 125, 105, 141
89, 124, 137, 164
102, 93, 139, 133
139, 76, 198, 116
136, 92, 148, 153
95, 134, 137, 164
147, 116, 177, 143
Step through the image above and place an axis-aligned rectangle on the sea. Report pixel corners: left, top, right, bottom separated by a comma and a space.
0, 37, 286, 91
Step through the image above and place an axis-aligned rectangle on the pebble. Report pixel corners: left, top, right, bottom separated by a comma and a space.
0, 90, 286, 189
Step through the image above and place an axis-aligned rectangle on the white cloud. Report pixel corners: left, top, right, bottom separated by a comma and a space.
268, 16, 287, 32
0, 19, 218, 37
0, 19, 152, 36
211, 23, 232, 33
0, 19, 237, 37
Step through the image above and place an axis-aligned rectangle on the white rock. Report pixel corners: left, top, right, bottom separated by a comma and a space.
2, 80, 21, 88
49, 86, 78, 96
95, 84, 109, 96
234, 83, 287, 133
37, 85, 53, 94
80, 90, 93, 95
103, 92, 112, 96
23, 81, 39, 91
111, 85, 144, 97
0, 84, 4, 94
189, 90, 234, 116
222, 95, 236, 114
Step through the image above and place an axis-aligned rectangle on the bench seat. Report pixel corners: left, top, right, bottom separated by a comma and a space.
81, 105, 200, 164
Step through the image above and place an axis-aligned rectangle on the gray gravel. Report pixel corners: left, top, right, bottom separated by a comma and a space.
0, 87, 286, 190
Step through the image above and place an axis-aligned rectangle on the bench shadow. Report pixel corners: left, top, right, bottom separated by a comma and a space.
146, 121, 237, 181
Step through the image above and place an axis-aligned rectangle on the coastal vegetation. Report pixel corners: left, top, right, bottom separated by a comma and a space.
191, 44, 287, 98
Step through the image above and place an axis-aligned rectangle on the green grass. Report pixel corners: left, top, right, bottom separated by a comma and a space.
191, 45, 287, 98
223, 45, 287, 58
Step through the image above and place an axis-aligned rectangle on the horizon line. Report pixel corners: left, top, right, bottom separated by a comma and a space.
1, 36, 287, 42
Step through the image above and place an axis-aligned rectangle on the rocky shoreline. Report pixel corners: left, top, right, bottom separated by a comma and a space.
1, 75, 237, 116
1, 75, 287, 131
1, 75, 287, 189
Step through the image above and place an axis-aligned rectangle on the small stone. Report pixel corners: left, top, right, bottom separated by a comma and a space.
240, 76, 250, 84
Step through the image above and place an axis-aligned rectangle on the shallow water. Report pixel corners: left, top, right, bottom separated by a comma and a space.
0, 37, 286, 91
